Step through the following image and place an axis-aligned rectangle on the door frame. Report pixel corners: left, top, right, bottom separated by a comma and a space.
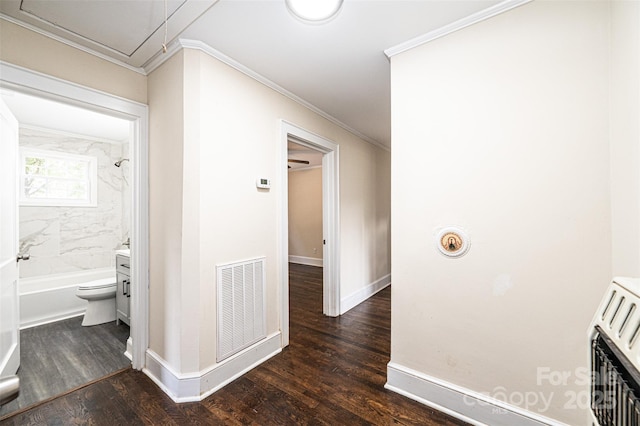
280, 120, 340, 346
0, 61, 149, 370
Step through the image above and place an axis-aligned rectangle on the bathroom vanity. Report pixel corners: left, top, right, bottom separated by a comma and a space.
115, 250, 130, 326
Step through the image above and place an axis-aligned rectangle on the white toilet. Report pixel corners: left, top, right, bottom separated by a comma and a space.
75, 277, 117, 326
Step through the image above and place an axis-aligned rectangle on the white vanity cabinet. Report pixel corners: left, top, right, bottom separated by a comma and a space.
116, 254, 130, 326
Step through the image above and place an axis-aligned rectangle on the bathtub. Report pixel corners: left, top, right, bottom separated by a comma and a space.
19, 268, 114, 329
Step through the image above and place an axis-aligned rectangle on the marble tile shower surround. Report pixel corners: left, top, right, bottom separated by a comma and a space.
18, 127, 130, 279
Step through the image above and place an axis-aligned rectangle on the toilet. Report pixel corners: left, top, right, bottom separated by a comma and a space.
75, 277, 117, 326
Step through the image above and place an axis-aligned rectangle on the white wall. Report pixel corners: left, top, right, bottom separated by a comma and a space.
288, 167, 323, 265
389, 1, 620, 424
148, 47, 392, 379
610, 0, 640, 277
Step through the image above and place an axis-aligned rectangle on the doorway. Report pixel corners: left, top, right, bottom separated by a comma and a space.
287, 140, 323, 268
280, 120, 339, 347
287, 139, 323, 321
0, 63, 149, 412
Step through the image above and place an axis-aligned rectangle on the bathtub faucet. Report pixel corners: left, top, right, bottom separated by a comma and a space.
123, 237, 130, 248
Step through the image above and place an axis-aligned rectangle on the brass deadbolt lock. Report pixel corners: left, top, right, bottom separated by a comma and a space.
436, 227, 470, 258
441, 232, 463, 253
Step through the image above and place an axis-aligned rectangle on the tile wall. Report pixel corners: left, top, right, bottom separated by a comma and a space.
18, 127, 129, 278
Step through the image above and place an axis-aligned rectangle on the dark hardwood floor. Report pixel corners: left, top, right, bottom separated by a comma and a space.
0, 264, 468, 425
0, 316, 130, 418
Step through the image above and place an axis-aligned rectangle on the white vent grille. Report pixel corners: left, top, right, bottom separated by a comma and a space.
593, 280, 640, 356
590, 277, 640, 426
217, 257, 266, 362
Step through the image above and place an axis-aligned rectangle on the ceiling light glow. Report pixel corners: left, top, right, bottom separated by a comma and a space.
286, 0, 343, 24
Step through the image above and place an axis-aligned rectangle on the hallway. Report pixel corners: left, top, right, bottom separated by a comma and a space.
0, 264, 467, 425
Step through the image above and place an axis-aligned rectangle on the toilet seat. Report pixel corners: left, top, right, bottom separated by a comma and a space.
77, 277, 116, 291
76, 278, 117, 301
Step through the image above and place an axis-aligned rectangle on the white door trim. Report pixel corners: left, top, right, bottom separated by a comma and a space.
0, 61, 150, 370
280, 120, 340, 346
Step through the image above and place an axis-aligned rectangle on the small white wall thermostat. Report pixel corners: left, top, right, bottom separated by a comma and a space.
256, 178, 271, 189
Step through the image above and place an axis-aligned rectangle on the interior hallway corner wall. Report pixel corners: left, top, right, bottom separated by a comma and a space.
388, 1, 619, 424
147, 46, 392, 395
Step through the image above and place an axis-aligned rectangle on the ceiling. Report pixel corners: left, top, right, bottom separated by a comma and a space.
0, 0, 214, 67
0, 0, 504, 148
0, 89, 131, 142
288, 141, 322, 170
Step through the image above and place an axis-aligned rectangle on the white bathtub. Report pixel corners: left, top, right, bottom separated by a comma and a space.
19, 268, 114, 329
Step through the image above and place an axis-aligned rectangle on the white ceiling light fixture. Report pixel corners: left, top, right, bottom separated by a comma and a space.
285, 0, 343, 24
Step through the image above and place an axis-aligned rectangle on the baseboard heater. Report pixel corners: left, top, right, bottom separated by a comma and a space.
216, 257, 266, 362
590, 278, 640, 426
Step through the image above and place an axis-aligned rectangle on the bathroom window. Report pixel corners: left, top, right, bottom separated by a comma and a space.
19, 148, 98, 207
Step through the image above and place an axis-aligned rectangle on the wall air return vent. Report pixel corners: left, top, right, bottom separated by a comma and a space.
216, 257, 266, 362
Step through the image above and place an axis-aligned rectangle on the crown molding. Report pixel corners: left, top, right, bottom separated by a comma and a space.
141, 38, 184, 74
2, 11, 390, 151
384, 0, 532, 58
0, 14, 146, 75
149, 38, 390, 152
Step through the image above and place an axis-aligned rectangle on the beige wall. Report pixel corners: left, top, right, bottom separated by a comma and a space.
390, 1, 619, 424
148, 48, 391, 372
147, 50, 187, 370
288, 167, 323, 261
340, 136, 392, 297
0, 19, 147, 104
610, 0, 640, 277
375, 148, 391, 280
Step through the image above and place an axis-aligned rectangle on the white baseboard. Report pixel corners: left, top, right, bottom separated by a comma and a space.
124, 337, 133, 361
144, 350, 200, 402
386, 363, 568, 426
289, 255, 323, 267
144, 332, 282, 402
340, 274, 390, 314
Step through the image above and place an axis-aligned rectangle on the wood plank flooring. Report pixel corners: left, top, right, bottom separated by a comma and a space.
0, 316, 130, 418
1, 264, 468, 425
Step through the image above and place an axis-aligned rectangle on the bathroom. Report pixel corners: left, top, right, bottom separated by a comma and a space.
0, 90, 133, 415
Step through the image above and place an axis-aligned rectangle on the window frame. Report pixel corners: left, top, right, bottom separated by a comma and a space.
19, 147, 98, 207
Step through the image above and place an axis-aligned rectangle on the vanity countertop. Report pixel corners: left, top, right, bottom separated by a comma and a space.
115, 249, 130, 258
